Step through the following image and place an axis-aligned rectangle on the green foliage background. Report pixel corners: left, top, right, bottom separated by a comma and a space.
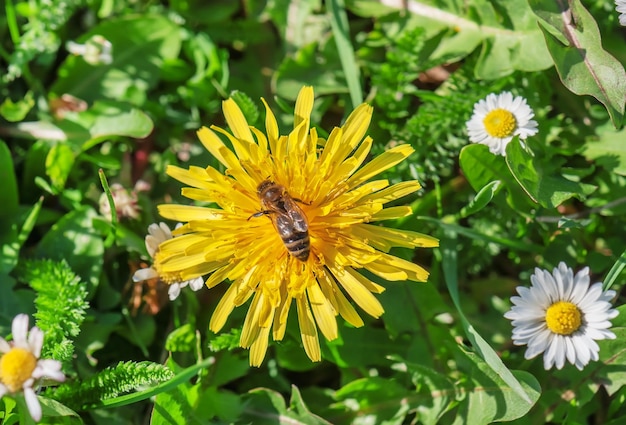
1, 0, 626, 423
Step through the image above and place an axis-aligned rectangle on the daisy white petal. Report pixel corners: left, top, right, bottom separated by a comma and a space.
505, 262, 618, 370
24, 387, 42, 422
616, 0, 626, 25
168, 283, 182, 301
465, 91, 538, 156
11, 314, 29, 348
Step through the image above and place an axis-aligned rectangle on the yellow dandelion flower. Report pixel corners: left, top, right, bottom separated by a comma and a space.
156, 86, 439, 366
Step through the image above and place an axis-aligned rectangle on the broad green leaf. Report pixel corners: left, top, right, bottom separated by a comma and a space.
16, 102, 153, 148
402, 362, 454, 425
350, 0, 552, 79
458, 144, 532, 211
452, 348, 541, 424
505, 138, 596, 208
530, 0, 626, 127
440, 230, 535, 405
51, 15, 182, 103
0, 140, 19, 218
583, 124, 626, 177
35, 206, 104, 292
45, 143, 75, 192
289, 386, 332, 425
459, 180, 501, 218
332, 377, 410, 424
39, 397, 81, 424
241, 387, 330, 425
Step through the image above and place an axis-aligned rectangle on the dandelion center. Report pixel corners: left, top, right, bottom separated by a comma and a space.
483, 108, 517, 138
545, 301, 582, 335
0, 347, 37, 392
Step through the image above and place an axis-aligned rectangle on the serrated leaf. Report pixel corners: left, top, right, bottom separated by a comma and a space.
530, 0, 626, 127
505, 138, 596, 208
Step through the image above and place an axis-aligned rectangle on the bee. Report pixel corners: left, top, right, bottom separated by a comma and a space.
251, 179, 310, 261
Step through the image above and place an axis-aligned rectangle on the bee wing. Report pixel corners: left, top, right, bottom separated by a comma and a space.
274, 213, 297, 235
283, 197, 308, 232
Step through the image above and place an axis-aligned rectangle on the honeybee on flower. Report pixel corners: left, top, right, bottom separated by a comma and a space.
154, 86, 439, 366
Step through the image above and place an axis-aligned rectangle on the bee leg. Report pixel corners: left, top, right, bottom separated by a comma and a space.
248, 210, 272, 220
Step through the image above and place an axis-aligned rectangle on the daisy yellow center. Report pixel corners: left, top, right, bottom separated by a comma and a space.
483, 108, 517, 138
545, 301, 582, 335
0, 347, 37, 393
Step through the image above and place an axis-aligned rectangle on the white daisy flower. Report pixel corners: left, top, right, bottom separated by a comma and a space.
0, 314, 65, 422
505, 262, 618, 370
465, 91, 538, 156
133, 223, 204, 301
617, 0, 626, 26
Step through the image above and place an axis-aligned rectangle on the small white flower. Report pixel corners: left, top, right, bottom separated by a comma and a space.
616, 0, 626, 26
99, 183, 141, 221
505, 262, 618, 370
133, 223, 204, 300
66, 35, 113, 65
0, 314, 65, 422
466, 91, 538, 156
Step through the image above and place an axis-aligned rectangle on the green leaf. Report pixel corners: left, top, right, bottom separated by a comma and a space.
505, 138, 596, 208
332, 376, 410, 424
530, 0, 626, 127
458, 144, 532, 211
15, 102, 153, 147
440, 230, 535, 405
0, 92, 34, 122
452, 348, 541, 424
0, 140, 19, 219
34, 206, 104, 292
583, 124, 626, 176
51, 15, 182, 103
352, 0, 552, 79
45, 143, 75, 192
327, 0, 363, 108
165, 324, 197, 353
459, 180, 501, 218
241, 387, 331, 425
276, 43, 349, 100
39, 397, 81, 424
